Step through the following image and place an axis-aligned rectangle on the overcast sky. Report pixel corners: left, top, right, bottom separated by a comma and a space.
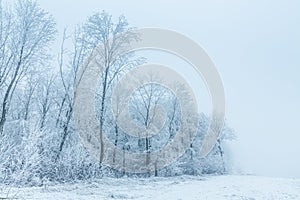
23, 0, 300, 178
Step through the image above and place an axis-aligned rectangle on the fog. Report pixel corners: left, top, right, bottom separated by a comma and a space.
33, 0, 300, 178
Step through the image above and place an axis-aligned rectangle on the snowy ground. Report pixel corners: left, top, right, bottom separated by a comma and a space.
1, 175, 299, 200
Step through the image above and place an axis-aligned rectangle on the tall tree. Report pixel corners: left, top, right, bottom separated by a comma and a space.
130, 74, 166, 176
0, 0, 56, 134
84, 11, 140, 165
55, 27, 90, 161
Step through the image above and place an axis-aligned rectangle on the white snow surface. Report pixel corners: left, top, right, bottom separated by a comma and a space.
1, 175, 299, 200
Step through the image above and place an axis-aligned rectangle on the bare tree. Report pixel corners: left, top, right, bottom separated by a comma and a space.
0, 0, 56, 135
84, 11, 140, 165
0, 2, 13, 89
22, 74, 39, 121
54, 27, 90, 161
38, 73, 55, 130
130, 74, 166, 176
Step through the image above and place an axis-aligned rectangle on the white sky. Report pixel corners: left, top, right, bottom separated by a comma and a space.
11, 0, 300, 178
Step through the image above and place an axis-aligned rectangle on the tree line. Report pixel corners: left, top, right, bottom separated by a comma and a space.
0, 0, 235, 186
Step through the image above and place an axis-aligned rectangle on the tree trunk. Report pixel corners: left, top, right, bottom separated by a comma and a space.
112, 122, 119, 165
0, 44, 24, 135
217, 139, 226, 174
99, 67, 109, 165
55, 103, 72, 162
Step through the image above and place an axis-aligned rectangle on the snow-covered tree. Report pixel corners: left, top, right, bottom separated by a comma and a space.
0, 1, 235, 185
0, 0, 56, 134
